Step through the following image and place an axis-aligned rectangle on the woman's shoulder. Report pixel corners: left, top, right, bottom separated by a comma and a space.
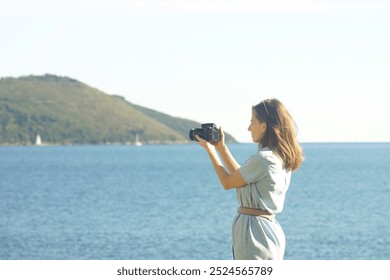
255, 147, 282, 166
255, 146, 272, 158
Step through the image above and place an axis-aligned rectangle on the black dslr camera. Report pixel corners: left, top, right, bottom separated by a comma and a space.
189, 123, 220, 142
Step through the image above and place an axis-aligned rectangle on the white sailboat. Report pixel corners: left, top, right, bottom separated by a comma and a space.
135, 133, 142, 146
35, 134, 42, 146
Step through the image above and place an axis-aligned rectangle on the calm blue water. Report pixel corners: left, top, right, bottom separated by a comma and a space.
1, 143, 389, 260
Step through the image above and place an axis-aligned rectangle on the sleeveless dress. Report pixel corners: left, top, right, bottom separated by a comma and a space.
232, 146, 291, 260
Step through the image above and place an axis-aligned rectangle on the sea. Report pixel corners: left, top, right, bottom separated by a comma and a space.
1, 143, 389, 260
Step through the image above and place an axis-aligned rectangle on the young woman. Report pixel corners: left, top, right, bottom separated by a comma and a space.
195, 98, 303, 260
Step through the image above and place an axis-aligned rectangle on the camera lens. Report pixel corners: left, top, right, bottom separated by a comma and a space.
189, 128, 203, 141
189, 129, 195, 141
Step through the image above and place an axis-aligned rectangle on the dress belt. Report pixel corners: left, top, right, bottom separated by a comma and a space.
237, 207, 275, 222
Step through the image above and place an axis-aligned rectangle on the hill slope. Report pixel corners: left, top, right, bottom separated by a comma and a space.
129, 102, 236, 143
0, 74, 236, 145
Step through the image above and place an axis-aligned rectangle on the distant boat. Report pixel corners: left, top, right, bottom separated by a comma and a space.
135, 133, 142, 146
35, 134, 42, 146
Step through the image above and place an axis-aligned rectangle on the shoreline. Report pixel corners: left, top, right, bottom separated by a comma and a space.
1, 142, 389, 148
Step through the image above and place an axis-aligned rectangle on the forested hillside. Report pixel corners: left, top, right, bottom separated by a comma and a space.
0, 74, 236, 145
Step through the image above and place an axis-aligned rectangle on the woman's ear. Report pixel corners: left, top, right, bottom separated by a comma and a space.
262, 122, 267, 132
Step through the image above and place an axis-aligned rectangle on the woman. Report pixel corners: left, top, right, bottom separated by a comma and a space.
195, 98, 303, 260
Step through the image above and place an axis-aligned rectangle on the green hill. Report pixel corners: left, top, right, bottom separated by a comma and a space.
0, 74, 237, 145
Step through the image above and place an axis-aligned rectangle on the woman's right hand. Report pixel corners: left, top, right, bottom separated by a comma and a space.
213, 127, 226, 151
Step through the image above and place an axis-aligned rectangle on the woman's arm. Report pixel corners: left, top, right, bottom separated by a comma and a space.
196, 135, 246, 190
213, 127, 241, 173
216, 144, 241, 173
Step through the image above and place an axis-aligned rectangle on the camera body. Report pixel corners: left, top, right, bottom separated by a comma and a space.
189, 123, 220, 142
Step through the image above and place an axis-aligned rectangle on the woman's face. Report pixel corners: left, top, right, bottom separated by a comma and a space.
248, 110, 267, 143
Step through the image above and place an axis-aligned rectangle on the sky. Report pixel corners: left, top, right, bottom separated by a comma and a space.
1, 0, 389, 143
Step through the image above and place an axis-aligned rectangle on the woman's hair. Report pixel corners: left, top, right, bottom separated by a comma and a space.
253, 98, 303, 171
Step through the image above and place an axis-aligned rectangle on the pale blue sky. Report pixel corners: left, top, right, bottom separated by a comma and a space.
2, 0, 389, 142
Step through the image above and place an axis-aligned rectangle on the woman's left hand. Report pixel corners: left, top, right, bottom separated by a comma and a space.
195, 135, 215, 151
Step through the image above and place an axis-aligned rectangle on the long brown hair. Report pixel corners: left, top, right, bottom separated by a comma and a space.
253, 98, 303, 171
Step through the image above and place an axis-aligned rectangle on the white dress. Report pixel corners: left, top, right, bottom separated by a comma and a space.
232, 146, 291, 260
